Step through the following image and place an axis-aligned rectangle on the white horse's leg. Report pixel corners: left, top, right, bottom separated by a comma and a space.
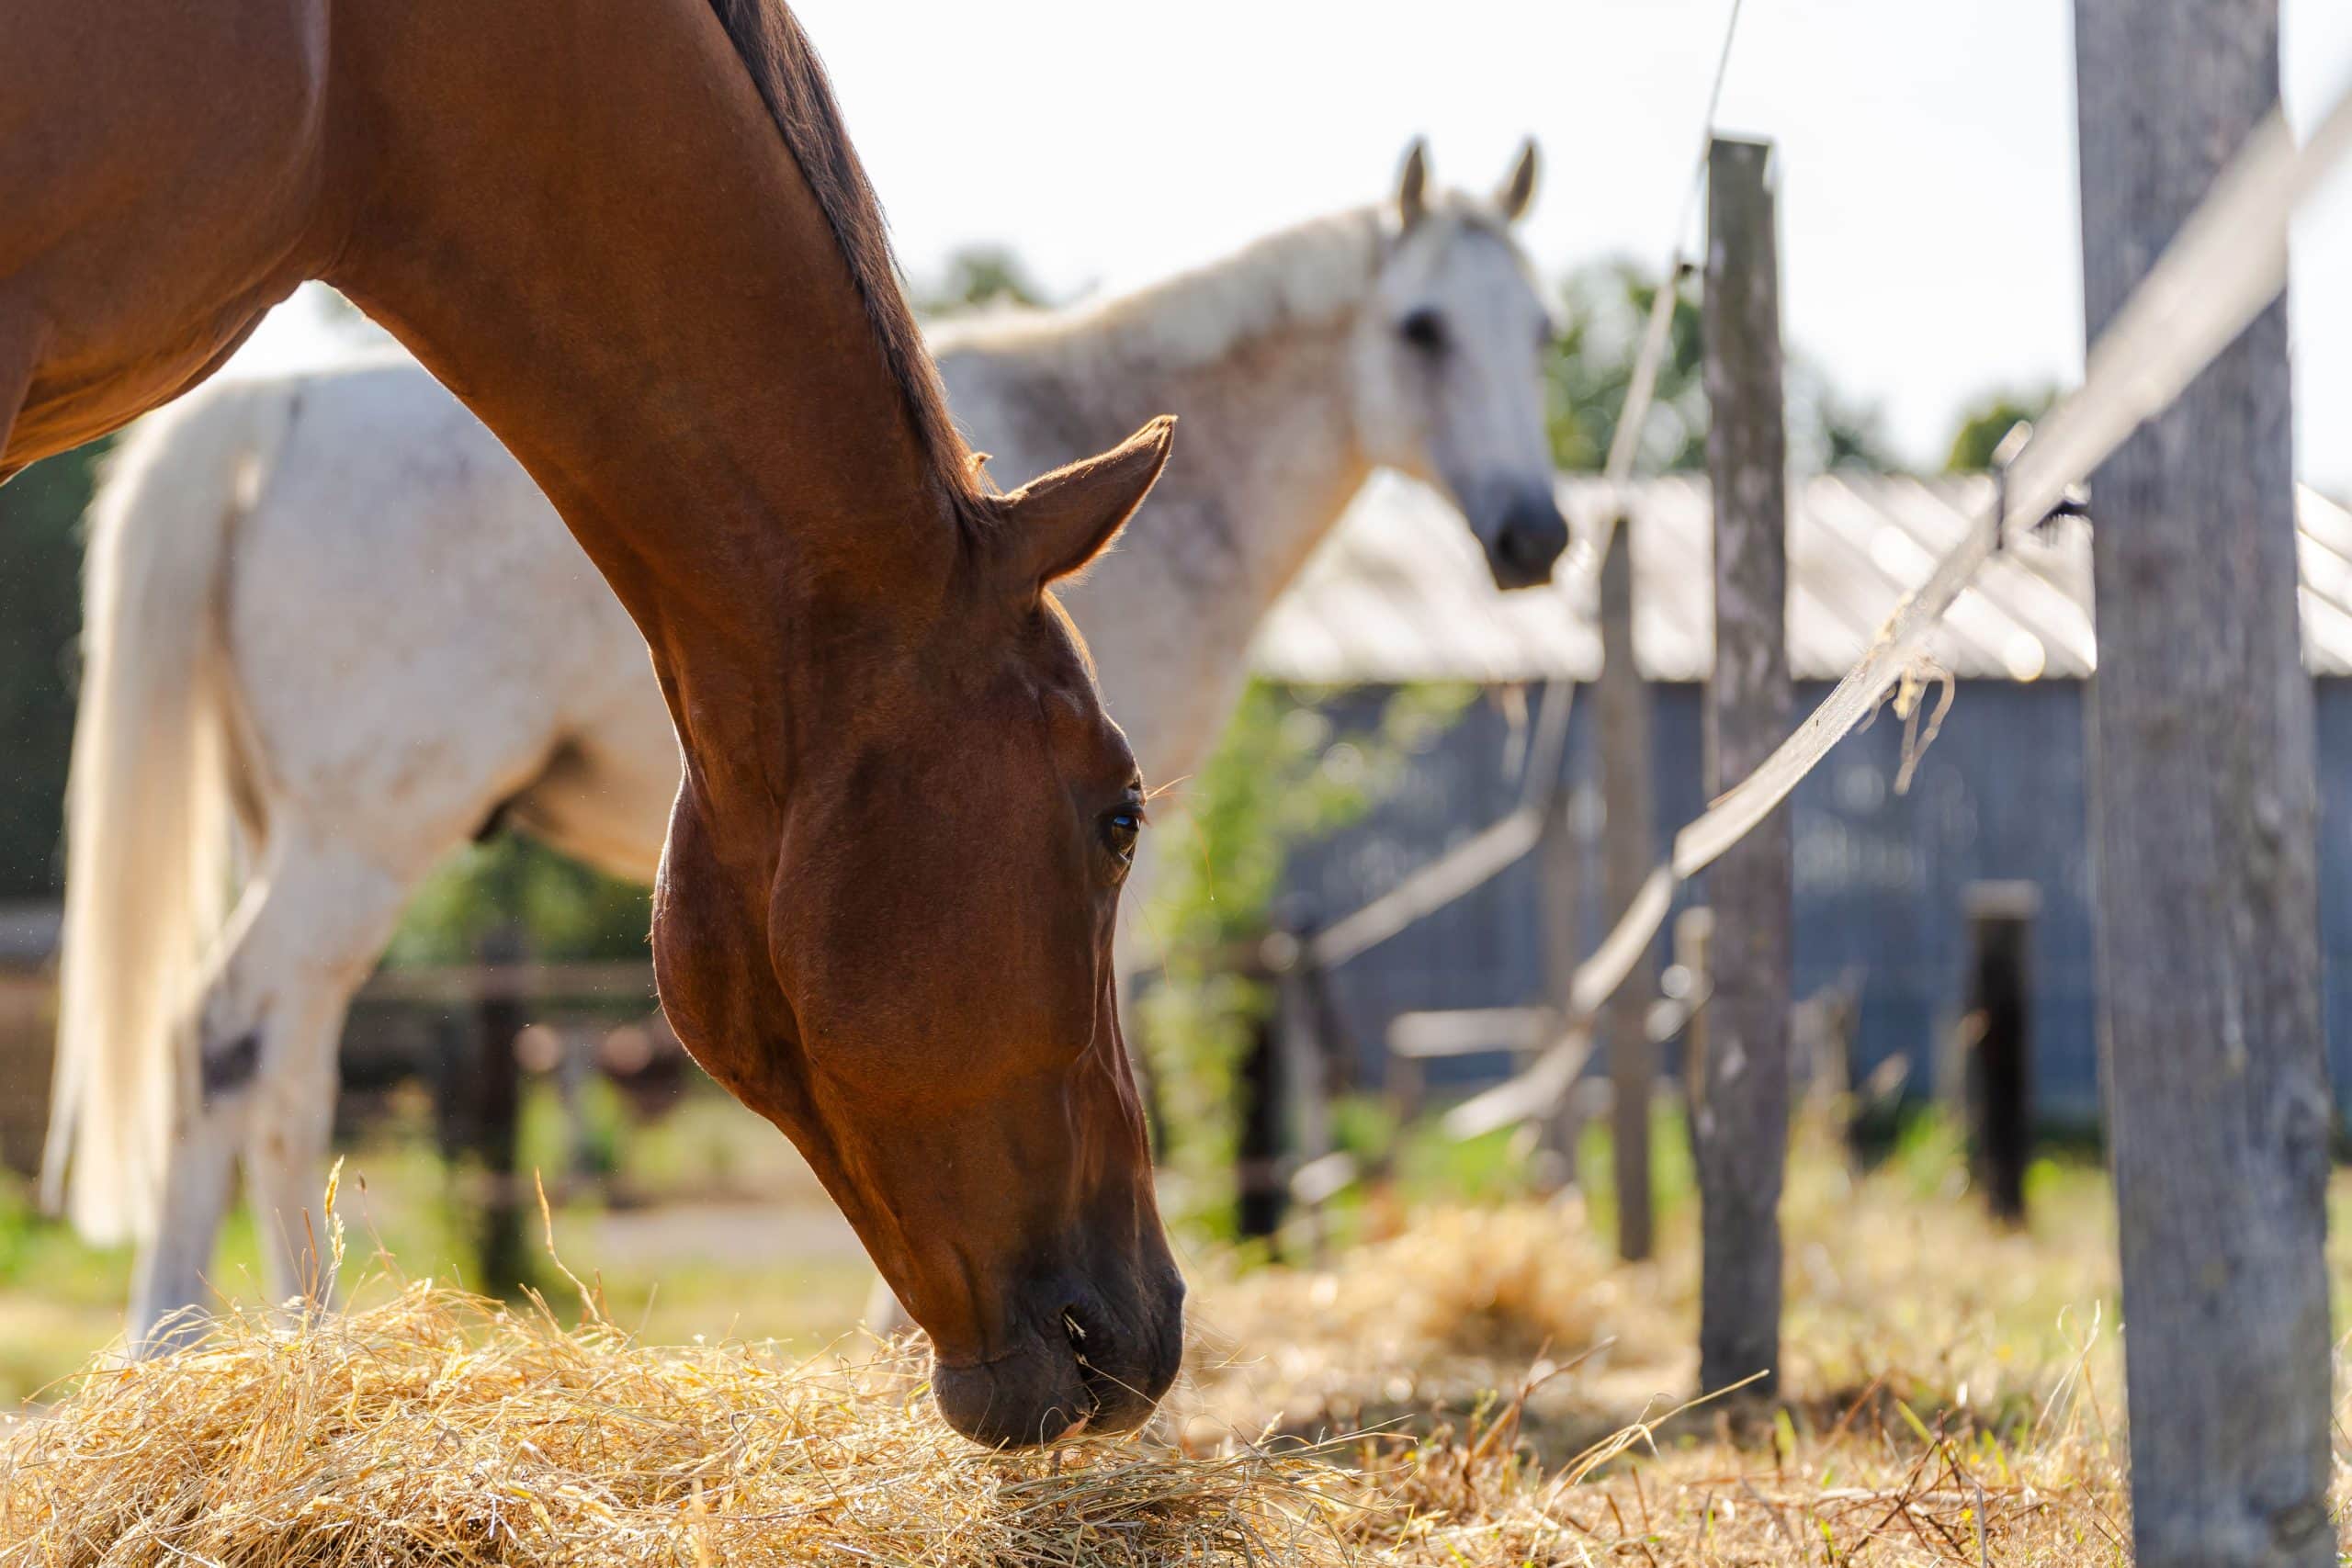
237, 843, 417, 1313
128, 838, 417, 1350
128, 1110, 243, 1354
240, 976, 369, 1313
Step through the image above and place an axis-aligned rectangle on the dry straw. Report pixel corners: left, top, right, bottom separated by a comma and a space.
0, 1277, 1375, 1566
0, 1170, 1363, 1566
0, 1167, 2174, 1566
0, 1269, 2146, 1567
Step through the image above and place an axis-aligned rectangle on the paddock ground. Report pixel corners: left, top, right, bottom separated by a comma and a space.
7, 1093, 2352, 1562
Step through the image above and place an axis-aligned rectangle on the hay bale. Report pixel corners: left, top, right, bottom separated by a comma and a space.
0, 1280, 1361, 1566
0, 1176, 2166, 1566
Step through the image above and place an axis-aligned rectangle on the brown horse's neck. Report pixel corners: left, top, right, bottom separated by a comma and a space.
319, 0, 961, 803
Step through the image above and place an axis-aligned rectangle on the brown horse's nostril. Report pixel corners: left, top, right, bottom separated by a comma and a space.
928, 1271, 1183, 1448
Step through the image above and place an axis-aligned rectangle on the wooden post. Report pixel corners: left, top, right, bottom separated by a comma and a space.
1231, 931, 1297, 1249
1673, 907, 1714, 1111
1271, 923, 1333, 1262
474, 922, 526, 1294
1694, 134, 1792, 1399
1598, 516, 1657, 1259
1961, 882, 2037, 1224
1233, 998, 1285, 1246
2075, 5, 2332, 1562
1535, 705, 1582, 1189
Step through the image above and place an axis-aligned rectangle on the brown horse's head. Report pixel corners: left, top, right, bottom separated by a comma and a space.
652, 419, 1184, 1448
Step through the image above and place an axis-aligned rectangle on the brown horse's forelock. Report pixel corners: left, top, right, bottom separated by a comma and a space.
704, 0, 994, 526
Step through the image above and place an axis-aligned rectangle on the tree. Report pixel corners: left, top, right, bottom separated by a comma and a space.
0, 441, 108, 899
385, 834, 652, 966
1136, 682, 1470, 1233
1546, 259, 1901, 477
912, 244, 1048, 317
1547, 261, 1709, 474
1942, 386, 2058, 473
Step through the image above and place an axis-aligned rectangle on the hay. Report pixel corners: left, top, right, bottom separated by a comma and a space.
0, 1156, 2199, 1565
0, 1270, 2149, 1567
1180, 1122, 2127, 1447
0, 1280, 1362, 1566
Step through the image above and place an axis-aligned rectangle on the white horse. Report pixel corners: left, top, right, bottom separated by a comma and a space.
51, 141, 1566, 1347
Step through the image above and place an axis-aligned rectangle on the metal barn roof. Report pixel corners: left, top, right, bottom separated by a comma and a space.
1250, 474, 2352, 683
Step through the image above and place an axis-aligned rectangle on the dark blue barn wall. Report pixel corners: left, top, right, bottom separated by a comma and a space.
1282, 677, 2290, 1125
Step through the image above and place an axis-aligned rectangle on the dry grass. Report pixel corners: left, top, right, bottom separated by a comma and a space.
0, 1140, 2195, 1568
0, 1279, 1360, 1566
1178, 1119, 2120, 1455
0, 1269, 2157, 1567
0, 1269, 2154, 1568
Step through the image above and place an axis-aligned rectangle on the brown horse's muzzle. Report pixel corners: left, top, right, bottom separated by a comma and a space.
929, 1250, 1185, 1448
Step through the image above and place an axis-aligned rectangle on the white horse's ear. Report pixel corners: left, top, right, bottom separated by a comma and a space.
1497, 138, 1539, 222
1396, 139, 1431, 231
995, 416, 1176, 590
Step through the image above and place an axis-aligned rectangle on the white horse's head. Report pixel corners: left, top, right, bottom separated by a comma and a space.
1349, 139, 1566, 590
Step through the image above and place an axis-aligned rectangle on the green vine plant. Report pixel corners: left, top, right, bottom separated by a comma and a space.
1131, 680, 1474, 1238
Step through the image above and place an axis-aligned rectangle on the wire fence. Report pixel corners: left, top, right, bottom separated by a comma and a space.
1455, 77, 2352, 1128
1295, 65, 2352, 1151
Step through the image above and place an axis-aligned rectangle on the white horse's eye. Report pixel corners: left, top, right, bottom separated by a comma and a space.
1398, 308, 1447, 352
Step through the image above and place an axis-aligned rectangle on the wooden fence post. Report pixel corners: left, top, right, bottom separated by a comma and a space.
1232, 931, 1288, 1250
1536, 703, 1583, 1189
1598, 516, 1658, 1259
1961, 882, 2037, 1224
1673, 907, 1714, 1112
1234, 991, 1286, 1247
1271, 919, 1335, 1263
2076, 4, 2333, 1561
474, 922, 526, 1294
1695, 133, 1792, 1399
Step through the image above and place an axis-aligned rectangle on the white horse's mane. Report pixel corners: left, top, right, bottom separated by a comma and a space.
933, 194, 1525, 378
931, 207, 1390, 372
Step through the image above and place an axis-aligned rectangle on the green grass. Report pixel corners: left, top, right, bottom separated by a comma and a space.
0, 1079, 877, 1404
7, 1082, 2352, 1422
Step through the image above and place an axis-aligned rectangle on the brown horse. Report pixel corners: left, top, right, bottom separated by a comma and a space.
5, 0, 1183, 1445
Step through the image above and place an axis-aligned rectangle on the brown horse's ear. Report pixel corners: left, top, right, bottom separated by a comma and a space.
996, 416, 1176, 590
1497, 138, 1538, 222
1396, 138, 1431, 231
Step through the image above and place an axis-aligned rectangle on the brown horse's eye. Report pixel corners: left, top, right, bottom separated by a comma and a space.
1398, 308, 1446, 353
1102, 804, 1143, 866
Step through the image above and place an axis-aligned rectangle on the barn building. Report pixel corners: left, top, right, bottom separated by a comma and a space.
1254, 473, 2352, 1125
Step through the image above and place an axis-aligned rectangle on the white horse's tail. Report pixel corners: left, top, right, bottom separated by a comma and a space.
45, 378, 290, 1243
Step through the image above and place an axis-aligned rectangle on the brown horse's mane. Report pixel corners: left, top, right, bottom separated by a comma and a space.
703, 0, 992, 525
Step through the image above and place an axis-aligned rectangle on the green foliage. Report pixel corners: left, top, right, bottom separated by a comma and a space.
1572, 1093, 1702, 1233
384, 835, 650, 965
1546, 261, 1708, 474
1544, 258, 1902, 477
0, 440, 108, 898
1795, 372, 1904, 473
1943, 385, 2059, 473
913, 243, 1049, 317
1137, 681, 1473, 1232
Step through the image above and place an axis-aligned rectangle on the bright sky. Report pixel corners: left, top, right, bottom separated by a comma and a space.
240, 0, 2352, 491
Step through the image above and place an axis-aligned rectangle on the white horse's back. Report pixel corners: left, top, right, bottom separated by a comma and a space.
219, 362, 668, 881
